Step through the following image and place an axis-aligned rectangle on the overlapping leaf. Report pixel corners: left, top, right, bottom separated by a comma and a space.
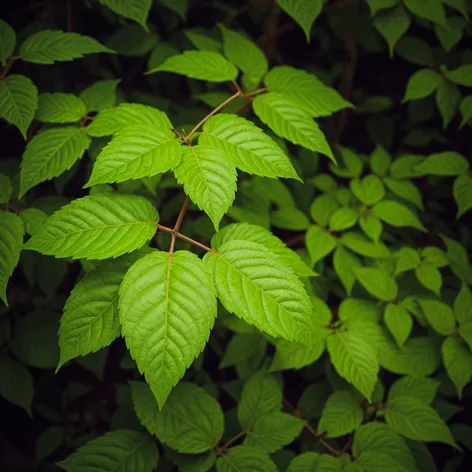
36, 93, 87, 123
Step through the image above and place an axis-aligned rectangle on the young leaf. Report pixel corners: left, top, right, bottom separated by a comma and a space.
435, 80, 461, 129
264, 65, 352, 117
359, 214, 383, 243
238, 371, 282, 429
329, 208, 359, 232
216, 446, 277, 472
0, 357, 33, 416
340, 232, 391, 258
333, 246, 361, 295
418, 300, 456, 336
318, 390, 363, 437
85, 124, 182, 186
59, 253, 147, 369
57, 430, 158, 472
372, 200, 426, 231
402, 69, 442, 102
245, 412, 305, 453
414, 151, 469, 176
388, 376, 439, 405
204, 240, 314, 345
199, 114, 299, 180
0, 75, 38, 139
79, 79, 120, 113
373, 5, 411, 56
444, 65, 472, 87
0, 19, 16, 66
310, 194, 341, 226
211, 222, 314, 277
415, 263, 442, 295
383, 178, 424, 210
174, 145, 237, 230
20, 127, 91, 197
87, 103, 173, 137
252, 93, 334, 161
99, 0, 152, 30
350, 175, 385, 205
20, 30, 113, 64
453, 175, 472, 218
442, 336, 472, 399
327, 330, 379, 401
147, 50, 238, 82
36, 93, 87, 123
24, 194, 158, 260
0, 174, 12, 204
0, 212, 24, 305
384, 303, 412, 347
119, 251, 216, 408
403, 0, 446, 25
385, 396, 456, 447
218, 24, 268, 84
354, 267, 398, 301
275, 0, 323, 41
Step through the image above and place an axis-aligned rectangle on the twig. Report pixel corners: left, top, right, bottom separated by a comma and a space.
232, 79, 243, 95
245, 87, 267, 97
168, 196, 190, 256
0, 57, 20, 80
156, 222, 214, 254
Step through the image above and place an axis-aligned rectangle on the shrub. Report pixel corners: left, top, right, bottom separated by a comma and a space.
1, 0, 471, 470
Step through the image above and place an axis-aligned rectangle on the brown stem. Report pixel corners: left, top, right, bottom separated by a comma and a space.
186, 91, 242, 139
0, 57, 20, 80
232, 79, 244, 95
168, 196, 190, 256
156, 223, 214, 253
217, 430, 247, 455
245, 87, 267, 97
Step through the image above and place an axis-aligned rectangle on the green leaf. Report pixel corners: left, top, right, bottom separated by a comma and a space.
85, 125, 181, 186
374, 5, 411, 56
328, 207, 358, 233
275, 0, 323, 41
218, 24, 267, 83
19, 208, 48, 236
453, 175, 472, 218
370, 145, 392, 175
310, 194, 341, 226
252, 93, 334, 161
354, 267, 398, 301
403, 69, 442, 102
350, 175, 385, 205
216, 446, 277, 472
383, 178, 424, 210
184, 30, 222, 53
264, 65, 352, 117
79, 79, 120, 113
0, 212, 24, 305
119, 251, 216, 408
356, 451, 410, 472
0, 75, 38, 139
57, 429, 158, 471
327, 330, 379, 401
459, 95, 472, 128
130, 381, 160, 435
318, 390, 363, 437
445, 65, 472, 87
20, 127, 90, 197
20, 30, 113, 64
418, 300, 456, 336
459, 323, 472, 352
59, 253, 145, 369
245, 412, 304, 452
204, 240, 313, 345
99, 0, 152, 30
341, 231, 390, 258
359, 214, 383, 243
396, 37, 434, 67
36, 426, 65, 465
286, 452, 319, 472
221, 333, 262, 368
435, 80, 461, 129
305, 225, 337, 265
24, 194, 158, 260
238, 371, 282, 429
372, 200, 426, 231
388, 376, 439, 404
36, 93, 87, 123
414, 151, 469, 176
87, 103, 173, 137
367, 0, 400, 15
385, 396, 456, 447
454, 283, 472, 325
148, 51, 238, 82
211, 223, 314, 277
0, 173, 12, 204
403, 0, 446, 25
11, 311, 59, 368
0, 357, 33, 415
200, 114, 299, 180
159, 0, 188, 20
435, 18, 464, 53
333, 247, 361, 295
353, 423, 417, 472
442, 336, 472, 398
271, 207, 309, 231
385, 303, 412, 347
415, 263, 442, 295
174, 145, 236, 230
0, 19, 16, 66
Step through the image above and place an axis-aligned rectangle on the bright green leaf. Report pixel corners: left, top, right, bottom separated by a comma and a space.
414, 151, 469, 176
99, 0, 152, 30
350, 175, 385, 205
333, 246, 361, 295
372, 200, 426, 231
19, 208, 48, 236
383, 177, 424, 210
374, 5, 411, 56
310, 194, 341, 226
80, 79, 120, 113
275, 0, 323, 41
384, 303, 412, 347
341, 231, 391, 258
36, 93, 87, 123
403, 69, 442, 102
306, 225, 337, 265
329, 207, 359, 231
359, 214, 383, 243
388, 376, 439, 404
418, 299, 456, 335
354, 267, 398, 301
415, 263, 442, 295
453, 175, 472, 218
